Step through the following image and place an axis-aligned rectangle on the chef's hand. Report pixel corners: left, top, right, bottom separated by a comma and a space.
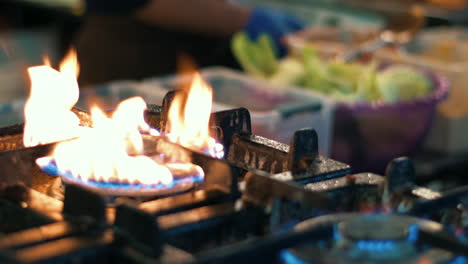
243, 7, 305, 57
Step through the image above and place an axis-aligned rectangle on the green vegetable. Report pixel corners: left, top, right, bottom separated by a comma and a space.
231, 33, 433, 103
377, 66, 433, 103
269, 57, 304, 87
257, 34, 279, 76
231, 32, 278, 79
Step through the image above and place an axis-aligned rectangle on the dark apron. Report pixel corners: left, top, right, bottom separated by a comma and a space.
75, 15, 238, 87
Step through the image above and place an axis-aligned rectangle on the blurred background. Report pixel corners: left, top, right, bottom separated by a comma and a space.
1, 0, 468, 179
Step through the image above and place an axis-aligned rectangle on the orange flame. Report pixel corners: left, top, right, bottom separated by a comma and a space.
23, 50, 80, 147
166, 73, 223, 158
26, 52, 218, 187
59, 49, 80, 79
43, 56, 52, 67
41, 97, 173, 185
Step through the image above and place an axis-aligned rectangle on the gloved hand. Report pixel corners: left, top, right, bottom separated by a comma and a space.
243, 7, 305, 57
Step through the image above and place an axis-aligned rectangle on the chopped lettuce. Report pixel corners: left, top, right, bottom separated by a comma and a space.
231, 32, 278, 79
377, 66, 433, 103
231, 33, 433, 103
269, 57, 304, 87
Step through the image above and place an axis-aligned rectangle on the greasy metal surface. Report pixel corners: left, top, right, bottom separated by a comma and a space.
26, 189, 64, 222
0, 124, 24, 152
13, 230, 113, 263
115, 201, 263, 257
0, 199, 54, 235
115, 204, 163, 257
0, 134, 24, 153
157, 202, 237, 230
0, 184, 63, 222
0, 222, 77, 250
160, 202, 264, 253
269, 198, 323, 232
210, 108, 252, 153
271, 156, 351, 183
411, 187, 442, 200
410, 185, 468, 216
160, 90, 176, 132
0, 124, 23, 138
138, 189, 228, 216
245, 134, 289, 153
63, 184, 107, 227
303, 173, 385, 192
115, 202, 264, 256
144, 104, 163, 130
227, 134, 289, 174
243, 169, 333, 211
385, 157, 416, 194
0, 143, 57, 193
288, 129, 318, 173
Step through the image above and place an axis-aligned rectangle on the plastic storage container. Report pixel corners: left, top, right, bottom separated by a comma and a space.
380, 27, 468, 154
332, 71, 448, 173
287, 26, 468, 154
285, 29, 450, 172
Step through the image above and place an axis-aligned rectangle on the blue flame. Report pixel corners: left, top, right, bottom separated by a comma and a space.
43, 160, 203, 190
356, 240, 395, 252
451, 256, 468, 264
407, 224, 419, 242
279, 250, 313, 264
332, 224, 342, 242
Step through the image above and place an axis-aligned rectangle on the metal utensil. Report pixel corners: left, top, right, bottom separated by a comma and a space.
340, 5, 426, 62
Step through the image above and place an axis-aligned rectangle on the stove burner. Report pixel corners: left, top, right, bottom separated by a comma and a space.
40, 159, 203, 197
334, 215, 419, 261
340, 215, 412, 241
283, 213, 463, 264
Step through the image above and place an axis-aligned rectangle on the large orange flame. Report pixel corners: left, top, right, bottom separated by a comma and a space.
23, 50, 80, 147
166, 73, 223, 158
26, 52, 220, 187
40, 97, 173, 185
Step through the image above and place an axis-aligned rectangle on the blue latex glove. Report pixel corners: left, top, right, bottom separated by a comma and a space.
243, 7, 305, 57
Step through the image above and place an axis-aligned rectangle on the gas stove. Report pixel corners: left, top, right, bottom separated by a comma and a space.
0, 91, 466, 264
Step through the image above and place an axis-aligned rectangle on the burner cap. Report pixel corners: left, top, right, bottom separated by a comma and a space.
340, 215, 409, 241
285, 213, 448, 264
